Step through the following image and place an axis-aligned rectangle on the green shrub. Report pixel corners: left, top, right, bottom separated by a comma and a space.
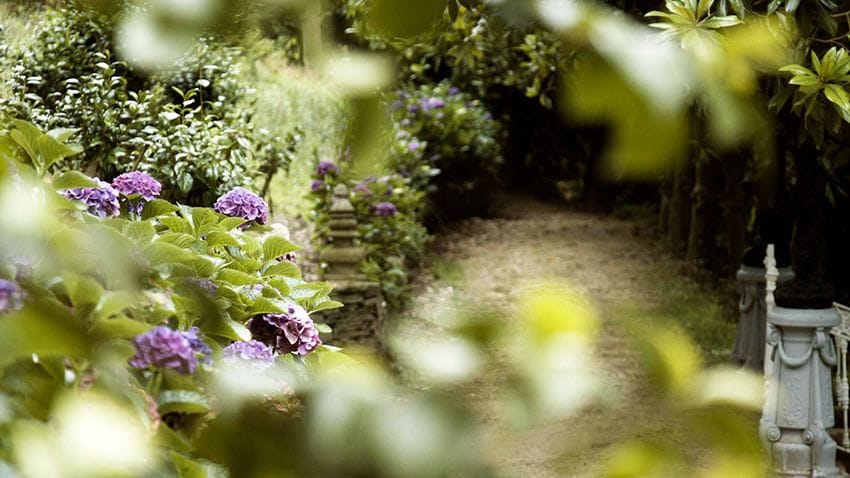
309, 157, 431, 307
388, 81, 502, 219
0, 6, 296, 205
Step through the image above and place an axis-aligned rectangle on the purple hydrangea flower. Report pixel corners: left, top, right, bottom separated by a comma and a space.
421, 97, 446, 110
129, 326, 200, 375
407, 140, 422, 152
247, 303, 322, 356
63, 178, 121, 218
214, 187, 269, 226
407, 103, 420, 114
111, 171, 162, 201
375, 202, 398, 216
181, 326, 213, 366
280, 252, 297, 262
311, 179, 325, 192
223, 340, 275, 368
389, 99, 404, 111
353, 181, 373, 196
0, 279, 25, 314
448, 86, 460, 96
316, 161, 339, 178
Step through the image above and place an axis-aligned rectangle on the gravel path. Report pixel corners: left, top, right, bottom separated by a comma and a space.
394, 194, 710, 477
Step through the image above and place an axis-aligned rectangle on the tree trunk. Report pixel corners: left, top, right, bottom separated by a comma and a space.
723, 150, 748, 275
667, 156, 694, 256
687, 149, 726, 275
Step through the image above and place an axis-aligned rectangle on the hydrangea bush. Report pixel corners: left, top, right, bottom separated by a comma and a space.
0, 136, 343, 474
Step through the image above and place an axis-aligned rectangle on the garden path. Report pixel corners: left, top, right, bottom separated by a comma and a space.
395, 194, 708, 477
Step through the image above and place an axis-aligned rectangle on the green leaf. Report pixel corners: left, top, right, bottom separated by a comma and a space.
310, 300, 344, 313
52, 171, 98, 190
91, 316, 151, 341
315, 322, 333, 334
262, 236, 301, 262
142, 199, 179, 219
823, 84, 850, 110
192, 208, 220, 238
144, 242, 197, 266
262, 261, 302, 279
157, 390, 210, 415
124, 220, 157, 244
779, 64, 815, 76
63, 272, 104, 318
205, 231, 240, 247
217, 269, 259, 286
158, 232, 196, 248
248, 296, 286, 315
159, 217, 194, 235
0, 300, 90, 367
94, 291, 138, 320
171, 452, 228, 478
700, 15, 742, 28
217, 217, 248, 230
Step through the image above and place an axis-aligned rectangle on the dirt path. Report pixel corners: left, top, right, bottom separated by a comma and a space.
394, 195, 711, 477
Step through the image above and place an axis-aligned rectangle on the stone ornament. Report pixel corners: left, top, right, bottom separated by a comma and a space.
760, 307, 842, 478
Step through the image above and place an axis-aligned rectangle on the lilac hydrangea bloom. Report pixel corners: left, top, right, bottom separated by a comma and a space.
112, 171, 162, 200
214, 187, 269, 226
353, 181, 373, 196
407, 103, 420, 114
448, 86, 460, 96
181, 326, 213, 366
375, 202, 398, 217
421, 97, 446, 110
407, 140, 422, 152
129, 326, 199, 375
223, 340, 275, 368
316, 161, 339, 178
0, 279, 25, 314
311, 179, 325, 192
247, 303, 322, 356
64, 178, 121, 218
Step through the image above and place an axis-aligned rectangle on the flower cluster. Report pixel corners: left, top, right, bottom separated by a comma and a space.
374, 202, 398, 216
311, 179, 325, 192
63, 178, 121, 218
223, 340, 275, 368
112, 171, 162, 200
214, 187, 269, 226
247, 303, 322, 356
420, 97, 446, 110
316, 161, 339, 178
112, 171, 162, 215
0, 279, 25, 314
129, 326, 211, 375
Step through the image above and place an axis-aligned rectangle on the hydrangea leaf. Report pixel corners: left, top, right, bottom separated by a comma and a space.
141, 199, 179, 219
156, 390, 210, 415
262, 236, 301, 262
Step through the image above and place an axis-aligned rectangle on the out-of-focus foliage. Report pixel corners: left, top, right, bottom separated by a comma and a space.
0, 5, 298, 205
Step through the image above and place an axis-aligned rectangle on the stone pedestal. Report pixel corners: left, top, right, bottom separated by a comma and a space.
733, 267, 793, 371
760, 307, 841, 477
314, 281, 385, 349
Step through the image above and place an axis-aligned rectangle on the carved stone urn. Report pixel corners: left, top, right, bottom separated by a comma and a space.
760, 148, 841, 477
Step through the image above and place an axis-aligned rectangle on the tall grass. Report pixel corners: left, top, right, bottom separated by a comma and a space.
241, 50, 349, 218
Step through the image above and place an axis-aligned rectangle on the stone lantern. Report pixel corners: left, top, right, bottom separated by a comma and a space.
316, 184, 385, 349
